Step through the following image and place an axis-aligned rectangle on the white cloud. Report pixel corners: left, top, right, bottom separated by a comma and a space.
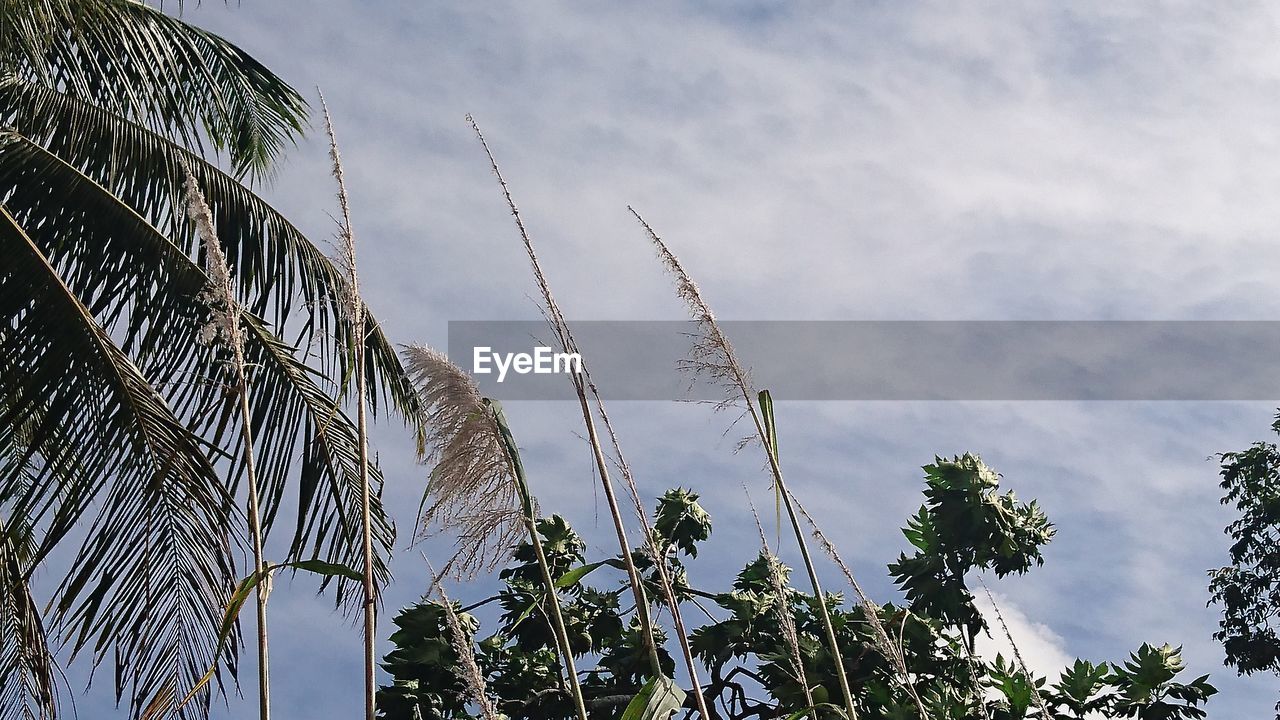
974, 588, 1074, 684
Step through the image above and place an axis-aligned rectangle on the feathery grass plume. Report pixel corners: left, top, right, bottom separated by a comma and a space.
403, 345, 522, 576
467, 115, 664, 679
319, 93, 379, 720
978, 577, 1053, 720
183, 167, 272, 720
629, 207, 859, 719
402, 344, 589, 720
747, 490, 814, 711
435, 581, 503, 720
792, 492, 930, 717
591, 391, 714, 718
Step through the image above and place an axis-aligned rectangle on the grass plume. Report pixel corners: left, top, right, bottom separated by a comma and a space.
434, 579, 503, 720
629, 206, 859, 719
403, 344, 589, 720
183, 167, 272, 720
403, 345, 522, 577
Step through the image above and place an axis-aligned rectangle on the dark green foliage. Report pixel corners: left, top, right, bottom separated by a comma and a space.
889, 454, 1054, 641
379, 455, 1214, 720
1048, 659, 1111, 718
1210, 416, 1280, 672
653, 489, 712, 559
1104, 644, 1215, 720
1, 2, 426, 717
1209, 413, 1280, 716
377, 602, 475, 720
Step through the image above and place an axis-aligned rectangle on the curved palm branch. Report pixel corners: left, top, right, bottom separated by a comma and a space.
0, 206, 236, 719
0, 0, 307, 180
0, 129, 393, 607
0, 506, 58, 720
1, 3, 423, 717
0, 77, 422, 423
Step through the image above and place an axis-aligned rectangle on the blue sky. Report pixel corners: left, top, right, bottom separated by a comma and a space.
63, 2, 1280, 717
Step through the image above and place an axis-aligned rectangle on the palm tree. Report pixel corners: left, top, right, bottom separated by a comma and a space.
0, 2, 422, 718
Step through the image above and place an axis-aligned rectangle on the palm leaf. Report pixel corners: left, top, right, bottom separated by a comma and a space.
0, 205, 236, 719
0, 129, 393, 607
0, 0, 308, 179
0, 77, 424, 427
0, 505, 58, 720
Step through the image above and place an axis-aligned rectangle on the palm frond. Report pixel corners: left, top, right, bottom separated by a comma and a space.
0, 204, 236, 719
0, 77, 424, 428
0, 129, 392, 608
0, 504, 58, 720
0, 0, 308, 180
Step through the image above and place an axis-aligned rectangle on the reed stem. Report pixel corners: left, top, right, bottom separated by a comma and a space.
467, 116, 663, 679
489, 401, 590, 720
183, 168, 270, 720
629, 207, 858, 719
233, 348, 271, 720
319, 94, 378, 720
978, 576, 1052, 720
590, 383, 712, 717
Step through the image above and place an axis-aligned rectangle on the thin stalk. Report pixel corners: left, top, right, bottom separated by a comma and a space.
961, 641, 994, 720
467, 116, 662, 678
793, 493, 929, 718
490, 402, 590, 720
758, 420, 857, 720
978, 577, 1052, 720
403, 346, 586, 716
320, 94, 377, 720
234, 360, 271, 720
183, 170, 270, 720
630, 208, 858, 720
572, 381, 663, 677
591, 384, 713, 718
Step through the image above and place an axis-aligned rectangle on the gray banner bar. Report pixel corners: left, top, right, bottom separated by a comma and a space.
447, 320, 1280, 401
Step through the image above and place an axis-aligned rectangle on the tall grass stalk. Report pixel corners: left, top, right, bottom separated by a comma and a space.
747, 491, 814, 710
978, 576, 1052, 720
466, 117, 663, 679
404, 345, 589, 720
591, 393, 714, 718
183, 169, 271, 720
319, 94, 379, 720
629, 207, 859, 720
793, 492, 929, 717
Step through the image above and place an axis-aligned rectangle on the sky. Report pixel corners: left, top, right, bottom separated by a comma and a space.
66, 1, 1280, 717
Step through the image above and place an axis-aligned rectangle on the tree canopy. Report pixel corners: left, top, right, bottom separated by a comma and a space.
380, 456, 1216, 720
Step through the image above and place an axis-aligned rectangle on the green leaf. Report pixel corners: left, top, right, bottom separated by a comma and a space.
556, 560, 608, 589
2, 204, 236, 720
757, 389, 784, 541
621, 675, 686, 720
758, 389, 779, 461
285, 559, 364, 584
